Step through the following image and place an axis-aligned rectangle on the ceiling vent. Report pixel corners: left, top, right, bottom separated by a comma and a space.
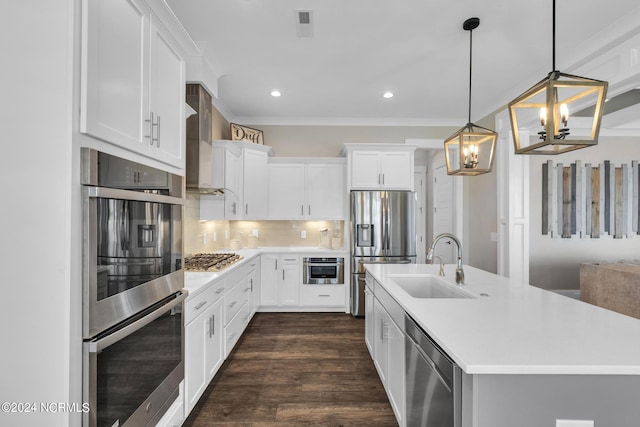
295, 9, 314, 38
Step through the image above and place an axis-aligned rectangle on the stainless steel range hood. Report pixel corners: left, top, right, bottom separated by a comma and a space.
186, 83, 220, 193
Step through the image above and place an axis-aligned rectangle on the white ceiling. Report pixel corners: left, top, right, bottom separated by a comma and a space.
166, 0, 640, 128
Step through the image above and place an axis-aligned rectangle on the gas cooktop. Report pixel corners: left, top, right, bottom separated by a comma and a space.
184, 253, 243, 272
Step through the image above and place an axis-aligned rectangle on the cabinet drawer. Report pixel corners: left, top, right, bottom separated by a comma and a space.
185, 279, 224, 325
224, 278, 249, 325
224, 301, 249, 358
301, 285, 346, 307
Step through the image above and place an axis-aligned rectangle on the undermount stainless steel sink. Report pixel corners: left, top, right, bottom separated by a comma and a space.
391, 276, 473, 299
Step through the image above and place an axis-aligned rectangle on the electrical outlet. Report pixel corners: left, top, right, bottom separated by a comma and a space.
252, 229, 259, 237
202, 233, 207, 245
490, 232, 498, 242
301, 230, 306, 239
213, 231, 217, 242
556, 420, 594, 427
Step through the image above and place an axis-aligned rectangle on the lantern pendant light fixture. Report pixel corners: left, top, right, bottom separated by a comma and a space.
508, 0, 608, 155
444, 17, 497, 176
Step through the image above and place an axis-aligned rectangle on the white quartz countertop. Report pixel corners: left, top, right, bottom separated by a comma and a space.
184, 247, 348, 298
365, 263, 640, 375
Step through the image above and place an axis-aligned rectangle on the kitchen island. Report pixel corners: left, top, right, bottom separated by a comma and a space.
364, 263, 640, 427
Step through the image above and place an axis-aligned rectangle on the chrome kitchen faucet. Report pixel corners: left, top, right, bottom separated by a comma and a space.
427, 233, 464, 285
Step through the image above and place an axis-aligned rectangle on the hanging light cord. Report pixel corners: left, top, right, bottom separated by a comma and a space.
467, 25, 473, 126
552, 0, 556, 71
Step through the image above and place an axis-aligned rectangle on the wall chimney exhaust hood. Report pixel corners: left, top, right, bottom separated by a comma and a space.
185, 83, 221, 194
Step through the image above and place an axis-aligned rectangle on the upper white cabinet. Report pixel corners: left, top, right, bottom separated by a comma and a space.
81, 0, 185, 169
201, 141, 272, 220
242, 147, 269, 219
268, 159, 346, 220
344, 145, 416, 190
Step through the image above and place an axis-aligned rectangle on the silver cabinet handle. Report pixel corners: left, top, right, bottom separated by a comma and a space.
231, 202, 236, 215
250, 278, 253, 292
283, 270, 285, 280
275, 259, 278, 270
245, 204, 248, 215
319, 294, 330, 297
382, 173, 385, 185
215, 287, 225, 295
195, 301, 207, 310
145, 112, 153, 143
308, 205, 311, 216
301, 205, 304, 216
156, 115, 160, 147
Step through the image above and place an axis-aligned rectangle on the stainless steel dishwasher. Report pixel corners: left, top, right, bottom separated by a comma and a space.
405, 314, 462, 427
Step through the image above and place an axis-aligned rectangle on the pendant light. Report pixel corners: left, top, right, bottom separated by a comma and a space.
508, 0, 608, 155
444, 17, 497, 176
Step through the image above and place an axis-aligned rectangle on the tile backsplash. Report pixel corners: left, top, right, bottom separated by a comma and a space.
184, 194, 345, 254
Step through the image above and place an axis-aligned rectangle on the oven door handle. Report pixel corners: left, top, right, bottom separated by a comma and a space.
89, 291, 188, 353
85, 186, 185, 205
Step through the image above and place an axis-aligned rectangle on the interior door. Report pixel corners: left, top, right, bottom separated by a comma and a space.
433, 166, 455, 263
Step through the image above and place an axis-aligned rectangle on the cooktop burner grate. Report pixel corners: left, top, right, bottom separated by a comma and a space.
184, 253, 243, 272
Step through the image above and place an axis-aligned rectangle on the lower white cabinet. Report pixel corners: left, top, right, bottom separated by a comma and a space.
301, 285, 346, 307
184, 256, 258, 417
184, 294, 223, 414
367, 275, 405, 427
260, 254, 300, 307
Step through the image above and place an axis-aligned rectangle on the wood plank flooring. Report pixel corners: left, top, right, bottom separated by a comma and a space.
183, 312, 398, 426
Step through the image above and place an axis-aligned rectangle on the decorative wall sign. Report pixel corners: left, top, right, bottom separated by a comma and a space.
230, 123, 264, 145
542, 160, 640, 238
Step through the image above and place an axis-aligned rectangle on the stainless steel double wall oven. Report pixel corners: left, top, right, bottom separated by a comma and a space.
81, 148, 186, 427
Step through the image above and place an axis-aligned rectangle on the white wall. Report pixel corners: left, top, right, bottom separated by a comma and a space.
0, 1, 75, 426
247, 124, 456, 157
529, 136, 640, 290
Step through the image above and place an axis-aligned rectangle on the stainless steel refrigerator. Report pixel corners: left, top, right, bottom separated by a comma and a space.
351, 190, 416, 316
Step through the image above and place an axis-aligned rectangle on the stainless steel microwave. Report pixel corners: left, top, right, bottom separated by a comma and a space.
303, 257, 345, 285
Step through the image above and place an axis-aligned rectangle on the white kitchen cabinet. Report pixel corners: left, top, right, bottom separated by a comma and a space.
268, 160, 345, 220
259, 255, 300, 307
281, 261, 300, 306
81, 0, 185, 169
211, 142, 242, 219
306, 163, 345, 219
184, 295, 223, 414
242, 148, 269, 219
247, 257, 260, 318
259, 255, 279, 306
364, 275, 375, 355
367, 276, 405, 427
347, 146, 415, 190
268, 163, 306, 218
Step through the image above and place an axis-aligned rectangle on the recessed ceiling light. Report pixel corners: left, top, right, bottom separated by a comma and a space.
382, 91, 394, 99
270, 90, 282, 97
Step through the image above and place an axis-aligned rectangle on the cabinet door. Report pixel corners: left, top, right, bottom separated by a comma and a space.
242, 149, 269, 219
350, 151, 382, 189
364, 285, 375, 356
225, 149, 241, 198
387, 317, 405, 426
268, 164, 305, 219
306, 163, 345, 219
148, 17, 185, 168
185, 303, 213, 413
373, 298, 388, 384
81, 0, 149, 150
260, 255, 279, 306
205, 299, 224, 381
247, 258, 260, 317
281, 263, 300, 306
380, 151, 413, 190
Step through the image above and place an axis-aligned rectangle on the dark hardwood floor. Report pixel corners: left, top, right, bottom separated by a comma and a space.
183, 312, 398, 426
